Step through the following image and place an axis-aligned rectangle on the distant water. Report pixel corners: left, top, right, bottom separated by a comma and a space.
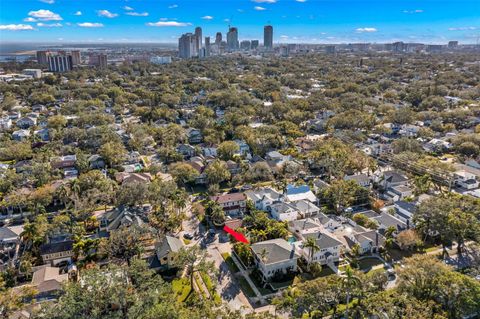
0, 43, 37, 62
0, 42, 177, 62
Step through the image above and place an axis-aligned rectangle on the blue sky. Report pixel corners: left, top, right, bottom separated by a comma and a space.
0, 0, 479, 44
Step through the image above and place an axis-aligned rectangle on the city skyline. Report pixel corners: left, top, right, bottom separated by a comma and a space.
0, 0, 479, 44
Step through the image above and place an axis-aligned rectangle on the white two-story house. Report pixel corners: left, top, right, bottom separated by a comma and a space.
251, 238, 299, 283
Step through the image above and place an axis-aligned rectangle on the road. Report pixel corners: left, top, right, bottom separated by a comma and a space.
178, 203, 253, 313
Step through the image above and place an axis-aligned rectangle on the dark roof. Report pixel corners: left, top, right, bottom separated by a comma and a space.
156, 236, 183, 259
384, 171, 408, 184
303, 231, 343, 249
395, 201, 417, 213
40, 240, 73, 255
251, 238, 299, 265
0, 227, 18, 241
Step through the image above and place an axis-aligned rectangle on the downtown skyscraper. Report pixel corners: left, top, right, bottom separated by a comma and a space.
227, 27, 239, 51
264, 25, 273, 49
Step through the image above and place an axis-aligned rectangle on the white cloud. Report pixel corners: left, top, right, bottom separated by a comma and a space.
201, 15, 213, 20
254, 6, 266, 11
74, 11, 82, 16
97, 10, 118, 18
37, 22, 62, 27
168, 4, 178, 8
23, 17, 37, 22
28, 9, 62, 21
252, 0, 276, 3
126, 12, 149, 16
403, 9, 424, 14
448, 26, 477, 31
123, 6, 134, 11
77, 22, 104, 28
40, 0, 55, 4
0, 24, 35, 31
280, 35, 289, 39
146, 20, 191, 27
296, 0, 307, 2
356, 27, 377, 33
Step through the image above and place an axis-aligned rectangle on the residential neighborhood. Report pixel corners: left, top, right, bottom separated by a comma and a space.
0, 22, 480, 319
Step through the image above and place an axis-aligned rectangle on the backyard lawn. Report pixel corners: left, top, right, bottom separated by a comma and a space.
172, 277, 192, 302
221, 252, 240, 273
237, 276, 256, 298
358, 257, 384, 271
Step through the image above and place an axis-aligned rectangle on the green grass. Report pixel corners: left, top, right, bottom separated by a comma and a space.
358, 258, 384, 271
237, 276, 256, 298
200, 272, 221, 304
249, 273, 275, 296
221, 252, 240, 273
172, 277, 192, 302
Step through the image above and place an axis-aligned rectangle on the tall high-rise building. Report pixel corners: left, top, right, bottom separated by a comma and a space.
448, 41, 458, 49
227, 27, 239, 51
71, 50, 81, 65
215, 32, 222, 45
36, 51, 49, 65
264, 25, 273, 49
48, 54, 73, 72
251, 40, 259, 49
195, 27, 203, 51
178, 33, 198, 58
89, 54, 107, 68
240, 40, 251, 51
205, 37, 211, 57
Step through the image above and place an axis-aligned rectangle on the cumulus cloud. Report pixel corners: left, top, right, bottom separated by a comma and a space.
24, 17, 37, 22
252, 0, 276, 3
168, 4, 178, 8
0, 24, 35, 31
74, 11, 82, 16
146, 20, 191, 27
403, 9, 424, 14
40, 0, 55, 4
77, 22, 104, 28
97, 10, 118, 18
201, 15, 214, 20
356, 27, 377, 33
296, 0, 307, 2
126, 12, 149, 16
123, 6, 134, 11
28, 9, 62, 21
448, 26, 477, 31
37, 22, 62, 27
254, 6, 266, 10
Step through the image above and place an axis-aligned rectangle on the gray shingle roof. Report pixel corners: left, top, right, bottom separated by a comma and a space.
156, 236, 183, 259
303, 231, 343, 249
251, 238, 299, 265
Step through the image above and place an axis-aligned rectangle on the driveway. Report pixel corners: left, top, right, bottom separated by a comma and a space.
205, 234, 253, 313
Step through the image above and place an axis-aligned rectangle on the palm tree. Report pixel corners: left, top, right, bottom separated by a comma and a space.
303, 237, 320, 268
20, 222, 39, 254
341, 266, 361, 319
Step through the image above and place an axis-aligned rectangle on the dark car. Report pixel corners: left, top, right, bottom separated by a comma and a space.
183, 233, 194, 240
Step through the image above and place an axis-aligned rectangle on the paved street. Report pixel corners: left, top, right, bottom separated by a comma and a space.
205, 232, 253, 313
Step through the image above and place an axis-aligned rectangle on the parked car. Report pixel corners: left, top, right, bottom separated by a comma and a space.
183, 233, 194, 240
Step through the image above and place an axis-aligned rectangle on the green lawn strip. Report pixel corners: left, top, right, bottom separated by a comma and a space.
237, 276, 256, 298
172, 277, 192, 302
221, 252, 240, 273
200, 272, 221, 304
193, 272, 207, 298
